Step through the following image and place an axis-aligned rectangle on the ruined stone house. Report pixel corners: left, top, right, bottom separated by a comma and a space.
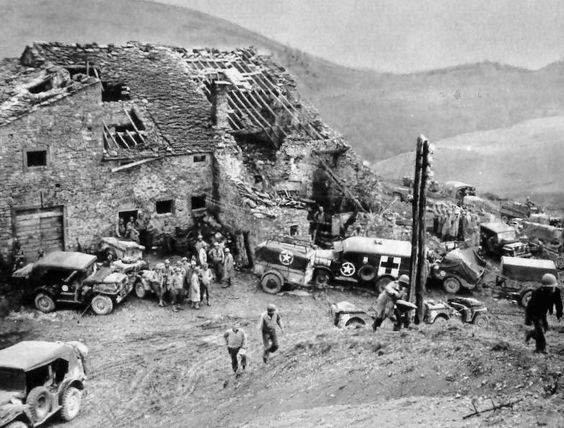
0, 42, 381, 264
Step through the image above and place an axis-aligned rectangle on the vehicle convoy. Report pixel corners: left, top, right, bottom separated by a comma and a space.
12, 251, 131, 315
429, 247, 485, 294
479, 222, 530, 258
500, 200, 543, 221
495, 256, 559, 307
313, 237, 412, 291
253, 237, 315, 294
0, 340, 87, 428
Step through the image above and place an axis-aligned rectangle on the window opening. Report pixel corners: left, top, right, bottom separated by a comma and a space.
193, 154, 206, 163
102, 81, 131, 102
156, 200, 174, 214
26, 150, 47, 167
290, 225, 299, 236
191, 196, 206, 210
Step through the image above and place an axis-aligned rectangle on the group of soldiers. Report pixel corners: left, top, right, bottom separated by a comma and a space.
140, 233, 235, 311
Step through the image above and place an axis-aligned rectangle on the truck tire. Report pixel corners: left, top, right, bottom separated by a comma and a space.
314, 269, 332, 287
134, 280, 147, 299
91, 295, 114, 315
261, 273, 283, 294
473, 313, 489, 328
358, 265, 377, 283
443, 277, 461, 294
26, 386, 52, 422
60, 387, 82, 421
520, 289, 533, 308
34, 292, 56, 313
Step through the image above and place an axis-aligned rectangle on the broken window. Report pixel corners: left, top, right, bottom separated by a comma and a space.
193, 154, 207, 163
191, 196, 206, 211
155, 200, 174, 214
290, 225, 299, 236
118, 210, 138, 225
103, 109, 146, 150
102, 81, 130, 102
28, 78, 53, 94
65, 65, 100, 79
26, 150, 47, 167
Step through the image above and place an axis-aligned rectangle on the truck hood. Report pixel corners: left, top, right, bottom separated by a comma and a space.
85, 268, 128, 284
0, 391, 19, 406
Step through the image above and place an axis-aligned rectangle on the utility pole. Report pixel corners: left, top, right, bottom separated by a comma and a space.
409, 135, 433, 323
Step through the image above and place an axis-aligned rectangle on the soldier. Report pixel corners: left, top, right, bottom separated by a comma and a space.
189, 264, 201, 309
258, 304, 284, 363
373, 275, 410, 331
208, 241, 224, 283
200, 262, 212, 306
222, 248, 235, 288
169, 266, 185, 312
525, 273, 563, 354
224, 325, 247, 375
145, 263, 166, 307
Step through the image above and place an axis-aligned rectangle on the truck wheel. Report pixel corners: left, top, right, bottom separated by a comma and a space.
520, 290, 533, 308
261, 273, 283, 294
91, 295, 114, 315
358, 265, 377, 283
26, 386, 52, 422
314, 270, 332, 287
443, 277, 461, 294
60, 387, 82, 421
473, 313, 489, 328
374, 276, 392, 293
5, 422, 28, 428
345, 318, 366, 329
134, 280, 147, 299
34, 293, 56, 313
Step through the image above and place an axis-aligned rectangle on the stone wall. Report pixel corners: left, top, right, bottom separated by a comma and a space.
0, 83, 213, 261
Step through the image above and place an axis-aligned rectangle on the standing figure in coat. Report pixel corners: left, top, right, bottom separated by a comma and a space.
373, 275, 410, 331
525, 273, 562, 353
222, 248, 235, 288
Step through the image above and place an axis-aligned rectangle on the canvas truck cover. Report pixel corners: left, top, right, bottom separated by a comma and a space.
500, 256, 557, 282
341, 237, 411, 258
521, 221, 562, 245
442, 248, 483, 284
0, 341, 73, 372
34, 251, 97, 271
481, 222, 515, 235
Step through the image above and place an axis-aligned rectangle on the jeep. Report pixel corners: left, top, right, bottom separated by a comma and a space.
0, 340, 87, 428
13, 251, 131, 315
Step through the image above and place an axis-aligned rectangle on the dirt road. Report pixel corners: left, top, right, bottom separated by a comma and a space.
2, 273, 564, 427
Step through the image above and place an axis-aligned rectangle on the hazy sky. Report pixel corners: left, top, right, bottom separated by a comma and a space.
149, 0, 564, 72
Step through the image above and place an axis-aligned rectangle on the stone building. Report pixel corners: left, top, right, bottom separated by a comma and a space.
0, 42, 381, 264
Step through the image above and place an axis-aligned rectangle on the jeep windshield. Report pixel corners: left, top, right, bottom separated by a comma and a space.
0, 369, 25, 393
498, 230, 517, 243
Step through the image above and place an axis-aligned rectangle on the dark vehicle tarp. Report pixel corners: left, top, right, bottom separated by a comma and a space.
440, 248, 484, 284
0, 341, 72, 372
500, 256, 557, 282
34, 251, 97, 271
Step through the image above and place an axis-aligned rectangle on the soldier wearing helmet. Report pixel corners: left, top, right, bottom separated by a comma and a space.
258, 303, 284, 363
525, 273, 562, 354
373, 275, 410, 331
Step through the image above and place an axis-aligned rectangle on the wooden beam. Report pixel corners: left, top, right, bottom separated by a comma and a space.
102, 120, 120, 150
123, 108, 147, 145
116, 132, 130, 149
229, 89, 272, 129
111, 157, 159, 172
125, 129, 138, 147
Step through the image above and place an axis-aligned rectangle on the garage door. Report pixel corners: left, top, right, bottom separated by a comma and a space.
15, 207, 64, 261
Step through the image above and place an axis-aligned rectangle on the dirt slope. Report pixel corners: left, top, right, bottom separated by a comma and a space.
2, 272, 564, 427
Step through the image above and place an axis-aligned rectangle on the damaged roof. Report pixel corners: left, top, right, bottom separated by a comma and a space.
3, 41, 217, 158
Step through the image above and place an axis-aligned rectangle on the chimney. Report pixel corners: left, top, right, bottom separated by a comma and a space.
211, 81, 231, 129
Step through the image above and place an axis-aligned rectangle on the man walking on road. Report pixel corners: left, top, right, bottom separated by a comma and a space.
224, 325, 248, 374
525, 273, 562, 354
259, 304, 284, 363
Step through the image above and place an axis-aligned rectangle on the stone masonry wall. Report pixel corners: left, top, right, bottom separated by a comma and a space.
0, 83, 213, 261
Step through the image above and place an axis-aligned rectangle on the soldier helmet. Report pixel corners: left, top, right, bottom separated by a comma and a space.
398, 274, 410, 285
541, 273, 557, 287
267, 303, 277, 312
155, 263, 165, 270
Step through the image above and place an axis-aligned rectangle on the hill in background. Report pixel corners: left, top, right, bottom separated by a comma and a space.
3, 0, 564, 165
374, 116, 564, 210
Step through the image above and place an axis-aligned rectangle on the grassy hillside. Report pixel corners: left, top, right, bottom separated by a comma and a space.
373, 116, 564, 210
3, 0, 564, 165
